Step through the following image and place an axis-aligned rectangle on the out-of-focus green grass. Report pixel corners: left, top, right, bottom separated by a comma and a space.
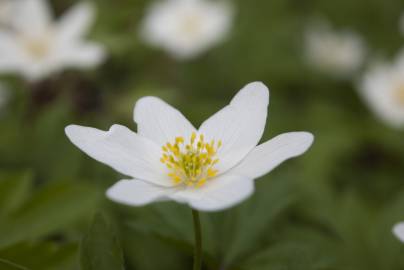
1, 0, 404, 269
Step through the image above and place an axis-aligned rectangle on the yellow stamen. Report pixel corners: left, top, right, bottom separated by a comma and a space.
191, 132, 196, 144
22, 36, 51, 59
160, 133, 222, 188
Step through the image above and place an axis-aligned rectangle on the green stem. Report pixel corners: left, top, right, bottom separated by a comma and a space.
192, 209, 202, 270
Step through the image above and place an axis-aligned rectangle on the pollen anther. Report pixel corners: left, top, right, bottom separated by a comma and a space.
160, 132, 221, 188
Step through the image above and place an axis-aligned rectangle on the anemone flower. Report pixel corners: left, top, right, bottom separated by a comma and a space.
66, 82, 313, 211
0, 0, 105, 81
359, 51, 404, 129
141, 0, 233, 60
305, 22, 366, 78
65, 81, 313, 269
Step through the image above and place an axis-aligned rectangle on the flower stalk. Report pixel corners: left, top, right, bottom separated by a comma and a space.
192, 209, 202, 270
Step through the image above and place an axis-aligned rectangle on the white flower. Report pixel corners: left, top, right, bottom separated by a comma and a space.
65, 82, 314, 212
141, 0, 233, 60
359, 51, 404, 128
0, 0, 105, 81
304, 23, 366, 77
393, 222, 404, 242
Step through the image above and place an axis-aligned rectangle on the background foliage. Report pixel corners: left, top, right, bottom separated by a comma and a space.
1, 0, 404, 269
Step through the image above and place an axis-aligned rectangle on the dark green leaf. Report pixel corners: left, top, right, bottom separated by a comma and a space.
80, 213, 125, 270
0, 181, 101, 248
0, 171, 33, 217
222, 175, 297, 266
0, 259, 29, 270
0, 242, 78, 270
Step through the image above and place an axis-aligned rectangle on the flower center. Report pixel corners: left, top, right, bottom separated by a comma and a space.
180, 14, 203, 37
21, 34, 52, 60
160, 132, 221, 188
394, 83, 404, 106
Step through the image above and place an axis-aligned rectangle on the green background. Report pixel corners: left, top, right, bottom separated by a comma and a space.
1, 0, 404, 269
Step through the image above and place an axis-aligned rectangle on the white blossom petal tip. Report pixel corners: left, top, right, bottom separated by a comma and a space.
106, 179, 172, 207
65, 124, 173, 187
393, 222, 404, 243
198, 81, 270, 174
58, 2, 95, 40
232, 81, 270, 107
66, 82, 312, 212
231, 132, 314, 179
134, 96, 197, 145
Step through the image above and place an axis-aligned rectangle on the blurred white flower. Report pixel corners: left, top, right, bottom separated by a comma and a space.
305, 23, 366, 77
0, 0, 105, 81
393, 222, 404, 242
65, 82, 314, 212
141, 0, 233, 60
359, 51, 404, 129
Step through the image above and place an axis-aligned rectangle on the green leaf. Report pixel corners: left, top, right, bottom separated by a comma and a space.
0, 259, 29, 270
0, 171, 33, 217
0, 242, 78, 270
122, 228, 189, 270
241, 242, 338, 270
124, 203, 193, 245
80, 213, 125, 270
221, 175, 296, 266
117, 203, 205, 269
0, 181, 101, 248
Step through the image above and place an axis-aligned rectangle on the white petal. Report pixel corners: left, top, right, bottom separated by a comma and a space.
230, 132, 314, 179
134, 96, 197, 146
107, 179, 173, 206
13, 0, 52, 34
57, 2, 95, 42
65, 124, 173, 187
198, 82, 269, 173
19, 60, 58, 82
393, 222, 404, 243
0, 33, 24, 72
170, 174, 255, 212
56, 42, 106, 69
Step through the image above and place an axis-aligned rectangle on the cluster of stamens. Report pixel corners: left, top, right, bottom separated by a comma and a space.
181, 15, 203, 37
20, 33, 52, 60
160, 133, 221, 188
